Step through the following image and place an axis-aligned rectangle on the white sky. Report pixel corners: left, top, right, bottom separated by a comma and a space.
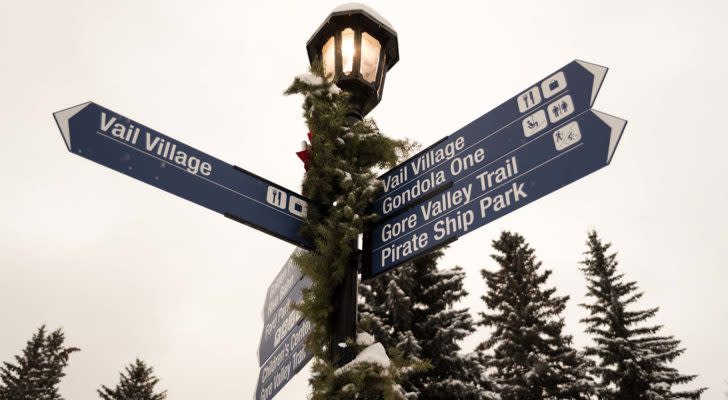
1, 0, 726, 399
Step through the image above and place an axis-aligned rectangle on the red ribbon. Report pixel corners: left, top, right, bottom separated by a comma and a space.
296, 131, 313, 170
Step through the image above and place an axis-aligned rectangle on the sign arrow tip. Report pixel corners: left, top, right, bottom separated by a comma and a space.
575, 60, 608, 106
592, 110, 627, 164
53, 101, 92, 151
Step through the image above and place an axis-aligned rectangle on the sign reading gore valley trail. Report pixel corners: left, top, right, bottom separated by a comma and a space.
373, 60, 608, 219
364, 60, 626, 279
53, 102, 313, 249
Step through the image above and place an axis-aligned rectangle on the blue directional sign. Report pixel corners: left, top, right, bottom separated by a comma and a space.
259, 274, 311, 365
53, 102, 313, 249
364, 109, 626, 278
256, 319, 313, 400
262, 249, 306, 322
374, 60, 608, 219
258, 249, 313, 399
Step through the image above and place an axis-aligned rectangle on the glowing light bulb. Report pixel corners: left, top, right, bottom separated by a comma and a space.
341, 28, 355, 74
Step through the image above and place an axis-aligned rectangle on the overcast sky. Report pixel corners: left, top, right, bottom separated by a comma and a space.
1, 0, 726, 399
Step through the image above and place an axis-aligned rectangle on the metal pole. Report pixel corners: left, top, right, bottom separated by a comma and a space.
330, 112, 364, 368
330, 245, 359, 367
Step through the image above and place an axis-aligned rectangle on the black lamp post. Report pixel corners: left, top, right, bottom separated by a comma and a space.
305, 3, 399, 367
307, 3, 399, 120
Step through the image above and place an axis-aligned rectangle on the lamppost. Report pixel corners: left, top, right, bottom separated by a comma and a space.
306, 3, 399, 366
307, 3, 399, 120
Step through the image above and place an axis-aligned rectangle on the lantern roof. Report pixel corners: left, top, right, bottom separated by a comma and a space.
330, 3, 395, 33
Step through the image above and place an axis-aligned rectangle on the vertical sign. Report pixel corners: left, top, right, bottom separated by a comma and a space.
262, 249, 306, 322
256, 319, 313, 400
257, 250, 313, 400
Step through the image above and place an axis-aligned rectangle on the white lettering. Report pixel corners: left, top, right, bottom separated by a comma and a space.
420, 184, 472, 221
433, 210, 475, 240
449, 147, 485, 176
381, 213, 418, 242
100, 112, 116, 132
381, 170, 446, 214
410, 136, 465, 176
479, 182, 528, 218
381, 233, 429, 267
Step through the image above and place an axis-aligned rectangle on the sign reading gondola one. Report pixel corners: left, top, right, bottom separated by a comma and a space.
374, 60, 608, 219
364, 109, 626, 278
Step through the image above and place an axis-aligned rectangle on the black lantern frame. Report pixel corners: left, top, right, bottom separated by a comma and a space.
306, 5, 399, 118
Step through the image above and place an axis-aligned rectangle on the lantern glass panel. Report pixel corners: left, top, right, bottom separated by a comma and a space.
341, 28, 355, 74
322, 36, 335, 78
377, 53, 386, 97
360, 32, 381, 83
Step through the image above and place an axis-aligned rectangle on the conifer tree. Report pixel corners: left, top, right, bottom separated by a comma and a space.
360, 249, 492, 399
285, 62, 413, 399
98, 359, 166, 400
478, 231, 595, 400
0, 325, 79, 400
579, 230, 706, 399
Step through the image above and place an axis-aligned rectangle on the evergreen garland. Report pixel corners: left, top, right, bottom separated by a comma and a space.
285, 62, 413, 399
0, 325, 79, 400
580, 230, 706, 399
478, 231, 595, 400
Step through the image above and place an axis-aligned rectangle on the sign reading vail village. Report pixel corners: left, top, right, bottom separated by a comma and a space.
54, 102, 313, 250
364, 60, 625, 277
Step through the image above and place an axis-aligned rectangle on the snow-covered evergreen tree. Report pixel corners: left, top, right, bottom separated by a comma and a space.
478, 231, 595, 400
0, 325, 79, 400
360, 248, 492, 399
98, 359, 166, 400
579, 230, 706, 399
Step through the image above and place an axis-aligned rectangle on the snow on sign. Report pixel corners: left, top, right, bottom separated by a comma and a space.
364, 109, 627, 279
373, 60, 608, 219
53, 102, 313, 249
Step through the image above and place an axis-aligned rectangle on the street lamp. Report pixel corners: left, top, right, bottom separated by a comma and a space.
305, 3, 399, 367
306, 3, 399, 119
